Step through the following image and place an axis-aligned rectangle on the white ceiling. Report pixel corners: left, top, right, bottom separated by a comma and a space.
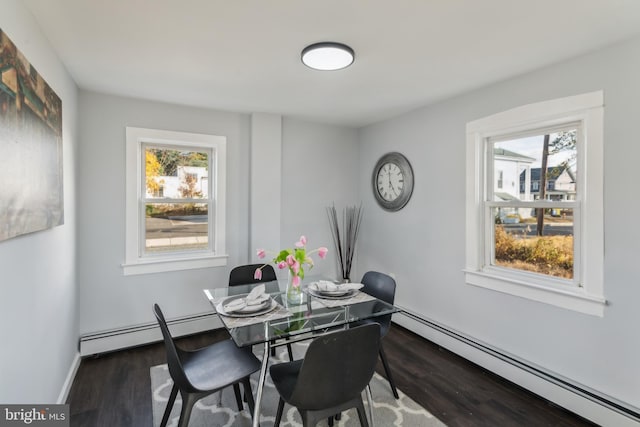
23, 0, 640, 127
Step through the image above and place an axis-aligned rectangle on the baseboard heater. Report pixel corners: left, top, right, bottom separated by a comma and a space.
396, 307, 640, 425
79, 312, 221, 356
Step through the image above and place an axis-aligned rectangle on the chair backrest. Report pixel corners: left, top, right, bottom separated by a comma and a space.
361, 271, 396, 336
361, 271, 396, 304
229, 264, 277, 287
153, 304, 193, 390
288, 323, 381, 410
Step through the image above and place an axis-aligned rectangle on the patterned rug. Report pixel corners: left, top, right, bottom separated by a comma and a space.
150, 343, 446, 427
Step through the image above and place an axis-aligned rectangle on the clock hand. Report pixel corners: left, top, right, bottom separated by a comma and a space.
383, 170, 391, 199
389, 182, 398, 196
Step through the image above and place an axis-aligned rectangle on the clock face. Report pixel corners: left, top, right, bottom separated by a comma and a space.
376, 162, 405, 202
372, 152, 414, 211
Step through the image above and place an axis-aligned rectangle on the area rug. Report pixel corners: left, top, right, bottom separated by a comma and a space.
151, 343, 446, 427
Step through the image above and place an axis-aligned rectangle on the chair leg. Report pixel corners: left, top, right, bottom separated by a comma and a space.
286, 343, 294, 361
233, 383, 243, 411
379, 344, 399, 399
177, 392, 197, 427
355, 398, 370, 427
242, 378, 256, 418
274, 397, 285, 427
160, 384, 178, 427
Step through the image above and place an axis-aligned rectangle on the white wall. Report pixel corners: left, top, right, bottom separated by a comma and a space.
250, 113, 282, 260
0, 0, 79, 403
76, 93, 359, 336
280, 118, 359, 280
77, 91, 251, 333
357, 35, 640, 411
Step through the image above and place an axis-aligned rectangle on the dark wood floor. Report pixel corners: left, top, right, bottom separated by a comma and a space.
67, 324, 596, 427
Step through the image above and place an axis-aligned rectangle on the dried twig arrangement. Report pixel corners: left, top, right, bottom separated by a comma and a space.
326, 204, 363, 281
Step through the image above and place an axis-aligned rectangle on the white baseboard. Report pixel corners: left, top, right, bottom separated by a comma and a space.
79, 312, 222, 356
57, 352, 80, 404
395, 307, 640, 427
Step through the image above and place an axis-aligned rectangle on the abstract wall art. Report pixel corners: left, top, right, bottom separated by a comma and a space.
0, 28, 63, 242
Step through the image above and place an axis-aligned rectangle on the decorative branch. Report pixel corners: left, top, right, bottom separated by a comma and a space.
326, 203, 363, 281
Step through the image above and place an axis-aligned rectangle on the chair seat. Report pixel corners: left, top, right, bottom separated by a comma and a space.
182, 339, 260, 392
153, 304, 261, 427
270, 359, 303, 403
269, 324, 380, 427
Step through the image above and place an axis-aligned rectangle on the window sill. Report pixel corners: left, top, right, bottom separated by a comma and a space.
122, 254, 228, 275
464, 269, 606, 317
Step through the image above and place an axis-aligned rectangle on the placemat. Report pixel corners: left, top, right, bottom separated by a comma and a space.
213, 297, 292, 328
304, 289, 377, 308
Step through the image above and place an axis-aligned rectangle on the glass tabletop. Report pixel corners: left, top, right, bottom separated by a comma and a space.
204, 280, 399, 348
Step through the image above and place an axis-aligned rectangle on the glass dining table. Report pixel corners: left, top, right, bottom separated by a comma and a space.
203, 279, 399, 427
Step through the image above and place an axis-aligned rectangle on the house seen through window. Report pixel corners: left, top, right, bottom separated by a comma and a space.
465, 91, 604, 316
124, 127, 227, 275
491, 128, 577, 280
144, 146, 210, 254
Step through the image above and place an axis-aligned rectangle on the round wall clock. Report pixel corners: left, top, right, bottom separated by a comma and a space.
372, 152, 414, 211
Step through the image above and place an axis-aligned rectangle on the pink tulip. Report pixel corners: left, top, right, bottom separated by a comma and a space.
277, 261, 287, 269
318, 247, 328, 259
295, 235, 307, 248
286, 254, 296, 266
292, 275, 301, 287
291, 260, 301, 275
254, 268, 262, 280
257, 249, 266, 259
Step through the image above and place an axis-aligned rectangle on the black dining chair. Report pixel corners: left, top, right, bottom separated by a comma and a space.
228, 263, 294, 361
270, 323, 381, 427
153, 304, 261, 427
354, 271, 400, 399
229, 263, 277, 287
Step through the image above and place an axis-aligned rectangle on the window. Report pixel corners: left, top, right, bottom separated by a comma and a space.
465, 92, 605, 316
152, 184, 164, 198
124, 127, 227, 275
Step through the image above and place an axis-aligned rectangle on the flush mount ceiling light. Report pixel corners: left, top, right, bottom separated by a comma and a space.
301, 42, 355, 71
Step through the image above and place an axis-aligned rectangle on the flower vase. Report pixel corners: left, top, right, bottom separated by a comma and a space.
286, 271, 304, 305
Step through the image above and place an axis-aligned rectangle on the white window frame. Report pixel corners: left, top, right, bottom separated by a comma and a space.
465, 91, 605, 316
123, 127, 227, 275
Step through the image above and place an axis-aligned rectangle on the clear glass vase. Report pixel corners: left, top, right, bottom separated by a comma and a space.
286, 270, 304, 305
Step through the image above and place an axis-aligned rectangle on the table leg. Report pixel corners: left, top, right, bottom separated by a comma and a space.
366, 384, 375, 427
253, 340, 271, 427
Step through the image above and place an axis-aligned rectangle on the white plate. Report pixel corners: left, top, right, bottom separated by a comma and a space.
307, 287, 356, 300
308, 282, 352, 296
216, 296, 277, 317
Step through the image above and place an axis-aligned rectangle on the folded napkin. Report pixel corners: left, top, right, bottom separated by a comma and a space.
223, 284, 270, 313
314, 281, 364, 292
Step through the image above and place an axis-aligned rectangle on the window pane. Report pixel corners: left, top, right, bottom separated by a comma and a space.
493, 207, 574, 279
145, 203, 208, 253
145, 147, 208, 199
493, 129, 577, 202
